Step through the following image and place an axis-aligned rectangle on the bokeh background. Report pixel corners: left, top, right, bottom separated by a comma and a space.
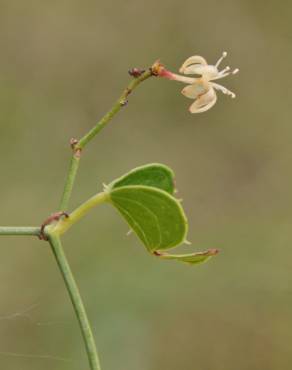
0, 0, 291, 369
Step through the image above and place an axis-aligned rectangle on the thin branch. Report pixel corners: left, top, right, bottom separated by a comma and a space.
48, 234, 101, 370
59, 152, 81, 212
58, 68, 153, 212
0, 227, 41, 237
77, 69, 153, 149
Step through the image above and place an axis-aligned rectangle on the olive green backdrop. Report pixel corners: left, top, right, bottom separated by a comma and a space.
0, 0, 291, 369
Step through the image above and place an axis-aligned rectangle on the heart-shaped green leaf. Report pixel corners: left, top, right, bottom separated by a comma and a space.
154, 248, 219, 265
108, 163, 175, 194
109, 185, 187, 252
105, 164, 218, 266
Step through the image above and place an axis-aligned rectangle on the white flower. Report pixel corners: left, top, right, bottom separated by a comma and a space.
157, 52, 239, 113
180, 52, 239, 113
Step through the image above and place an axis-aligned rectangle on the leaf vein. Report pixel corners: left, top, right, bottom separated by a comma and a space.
112, 194, 162, 248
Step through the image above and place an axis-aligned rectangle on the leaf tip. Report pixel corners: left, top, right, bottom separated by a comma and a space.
207, 248, 220, 256
183, 239, 192, 245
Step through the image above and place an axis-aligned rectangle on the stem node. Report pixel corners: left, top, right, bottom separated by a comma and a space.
40, 211, 69, 240
128, 68, 145, 78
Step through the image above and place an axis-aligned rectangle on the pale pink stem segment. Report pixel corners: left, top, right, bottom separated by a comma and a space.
158, 69, 195, 84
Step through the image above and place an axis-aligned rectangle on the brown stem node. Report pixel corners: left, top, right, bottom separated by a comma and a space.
70, 138, 82, 157
39, 211, 69, 241
70, 138, 79, 149
128, 68, 145, 78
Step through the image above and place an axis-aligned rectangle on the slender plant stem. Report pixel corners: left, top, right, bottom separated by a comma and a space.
0, 226, 41, 236
48, 234, 101, 370
58, 69, 153, 212
59, 153, 81, 212
77, 69, 153, 149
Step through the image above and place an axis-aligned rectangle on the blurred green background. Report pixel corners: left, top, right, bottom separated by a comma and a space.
0, 0, 291, 369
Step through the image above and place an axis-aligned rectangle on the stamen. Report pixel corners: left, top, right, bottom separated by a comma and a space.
221, 66, 230, 73
211, 72, 231, 81
232, 68, 239, 75
215, 51, 227, 68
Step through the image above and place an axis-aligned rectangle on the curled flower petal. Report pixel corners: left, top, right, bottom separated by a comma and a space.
181, 80, 208, 99
183, 65, 218, 78
211, 82, 236, 98
189, 88, 217, 114
179, 56, 207, 74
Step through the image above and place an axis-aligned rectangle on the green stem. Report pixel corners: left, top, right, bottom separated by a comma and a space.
0, 226, 41, 236
58, 69, 153, 211
52, 191, 109, 236
48, 234, 101, 370
59, 153, 81, 212
77, 69, 153, 149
